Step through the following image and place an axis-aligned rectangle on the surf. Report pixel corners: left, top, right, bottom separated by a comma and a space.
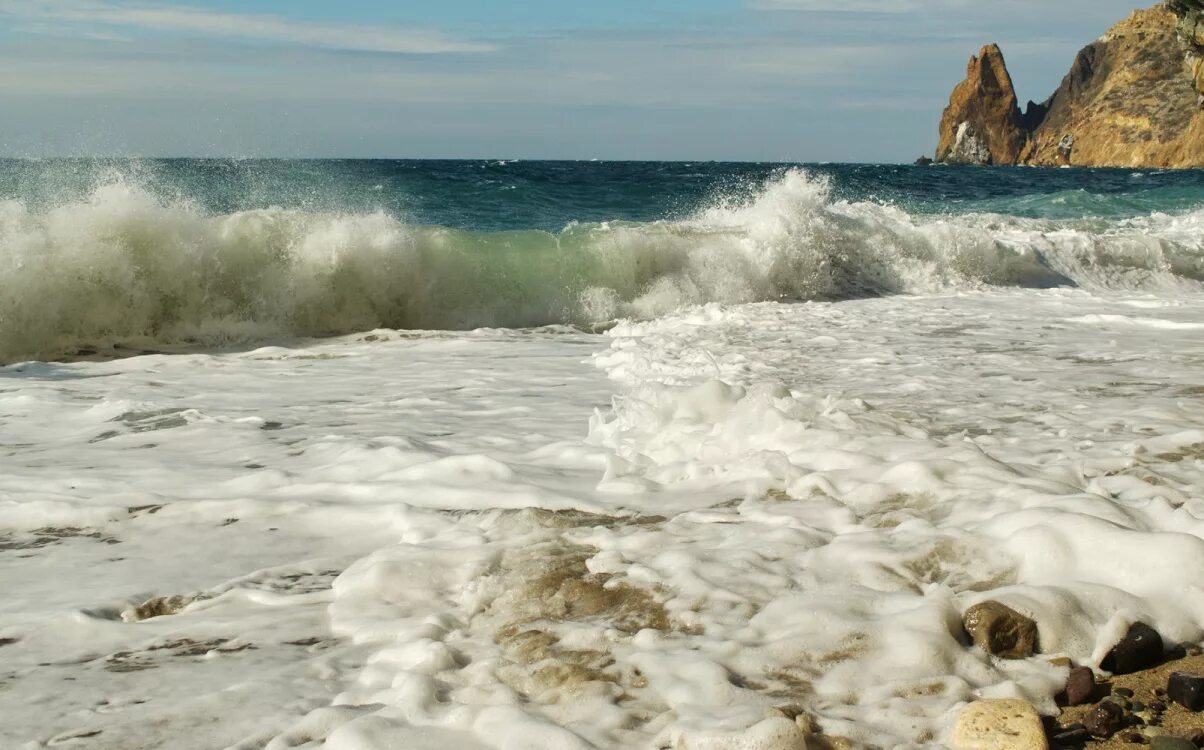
1, 169, 1201, 363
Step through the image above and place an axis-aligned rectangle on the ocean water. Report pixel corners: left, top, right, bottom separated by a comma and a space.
1, 160, 1203, 749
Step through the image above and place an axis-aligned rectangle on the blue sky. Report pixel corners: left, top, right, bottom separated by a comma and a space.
0, 0, 1148, 160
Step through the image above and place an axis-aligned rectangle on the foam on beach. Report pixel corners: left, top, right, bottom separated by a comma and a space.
3, 286, 1204, 748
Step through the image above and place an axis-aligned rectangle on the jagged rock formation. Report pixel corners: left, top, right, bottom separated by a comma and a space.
934, 3, 1204, 168
935, 45, 1031, 165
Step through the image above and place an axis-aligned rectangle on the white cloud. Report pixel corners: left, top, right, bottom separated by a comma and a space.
1, 0, 495, 54
0, 33, 889, 107
10, 21, 133, 42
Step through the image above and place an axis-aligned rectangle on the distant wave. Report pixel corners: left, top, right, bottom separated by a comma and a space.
1, 170, 1202, 362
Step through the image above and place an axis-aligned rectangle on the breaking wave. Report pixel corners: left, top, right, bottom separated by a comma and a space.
1, 169, 1202, 362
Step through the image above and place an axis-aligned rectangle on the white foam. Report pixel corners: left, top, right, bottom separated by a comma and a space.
1066, 313, 1204, 330
3, 288, 1204, 748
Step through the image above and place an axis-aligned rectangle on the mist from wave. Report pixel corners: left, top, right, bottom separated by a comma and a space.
1, 168, 1203, 363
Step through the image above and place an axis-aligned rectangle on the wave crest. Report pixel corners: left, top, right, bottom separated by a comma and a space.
1, 170, 1201, 362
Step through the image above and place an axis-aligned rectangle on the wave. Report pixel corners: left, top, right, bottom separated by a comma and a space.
950, 184, 1204, 220
1, 170, 1202, 362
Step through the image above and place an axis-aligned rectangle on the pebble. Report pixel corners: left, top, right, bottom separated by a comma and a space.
1149, 738, 1196, 750
1103, 622, 1165, 675
951, 699, 1048, 750
962, 601, 1040, 659
1085, 700, 1127, 738
1065, 666, 1097, 706
1168, 672, 1204, 711
1105, 694, 1133, 711
1118, 688, 1136, 698
1053, 724, 1091, 745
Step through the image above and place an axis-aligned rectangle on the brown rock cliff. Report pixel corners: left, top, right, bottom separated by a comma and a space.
934, 3, 1204, 169
1170, 0, 1204, 100
935, 44, 1030, 165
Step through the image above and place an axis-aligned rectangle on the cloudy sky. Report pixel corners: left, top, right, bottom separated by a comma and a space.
0, 0, 1146, 160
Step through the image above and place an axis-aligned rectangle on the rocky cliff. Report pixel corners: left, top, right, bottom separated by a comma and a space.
1171, 0, 1204, 98
935, 45, 1032, 165
934, 2, 1204, 168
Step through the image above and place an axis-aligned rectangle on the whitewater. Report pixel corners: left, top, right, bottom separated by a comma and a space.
2, 162, 1203, 749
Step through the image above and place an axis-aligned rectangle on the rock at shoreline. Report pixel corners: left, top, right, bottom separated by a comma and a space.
122, 594, 195, 622
932, 2, 1204, 168
962, 601, 1039, 659
1064, 666, 1098, 706
1168, 672, 1204, 711
1146, 736, 1194, 746
950, 699, 1048, 750
1055, 653, 1204, 748
1083, 699, 1126, 738
1104, 622, 1165, 675
1150, 737, 1197, 750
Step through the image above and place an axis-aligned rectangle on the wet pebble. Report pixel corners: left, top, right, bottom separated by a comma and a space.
1168, 672, 1204, 711
1104, 623, 1165, 675
1065, 667, 1097, 706
1052, 723, 1091, 746
1085, 700, 1127, 738
962, 601, 1039, 659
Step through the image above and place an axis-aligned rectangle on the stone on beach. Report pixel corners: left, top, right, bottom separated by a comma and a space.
1083, 699, 1126, 738
950, 699, 1048, 750
962, 601, 1039, 659
1063, 666, 1097, 706
1167, 672, 1204, 711
121, 594, 195, 622
1103, 622, 1165, 675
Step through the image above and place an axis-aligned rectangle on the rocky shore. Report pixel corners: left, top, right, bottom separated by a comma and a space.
948, 603, 1204, 749
1055, 653, 1204, 748
934, 2, 1204, 168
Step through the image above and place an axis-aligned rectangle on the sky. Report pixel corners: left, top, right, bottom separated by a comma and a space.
0, 0, 1151, 161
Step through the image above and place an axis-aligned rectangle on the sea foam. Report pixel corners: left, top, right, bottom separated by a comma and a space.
3, 288, 1204, 748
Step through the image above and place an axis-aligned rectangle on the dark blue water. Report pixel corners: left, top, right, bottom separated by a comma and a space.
4, 159, 1204, 231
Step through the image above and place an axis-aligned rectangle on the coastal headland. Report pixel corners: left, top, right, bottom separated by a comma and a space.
935, 1, 1204, 168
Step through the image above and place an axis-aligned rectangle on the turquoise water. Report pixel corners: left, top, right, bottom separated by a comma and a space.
1, 159, 1202, 362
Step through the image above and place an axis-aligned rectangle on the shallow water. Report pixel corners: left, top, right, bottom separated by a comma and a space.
1, 162, 1203, 749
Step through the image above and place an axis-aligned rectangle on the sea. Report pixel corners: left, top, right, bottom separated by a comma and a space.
2, 159, 1203, 749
